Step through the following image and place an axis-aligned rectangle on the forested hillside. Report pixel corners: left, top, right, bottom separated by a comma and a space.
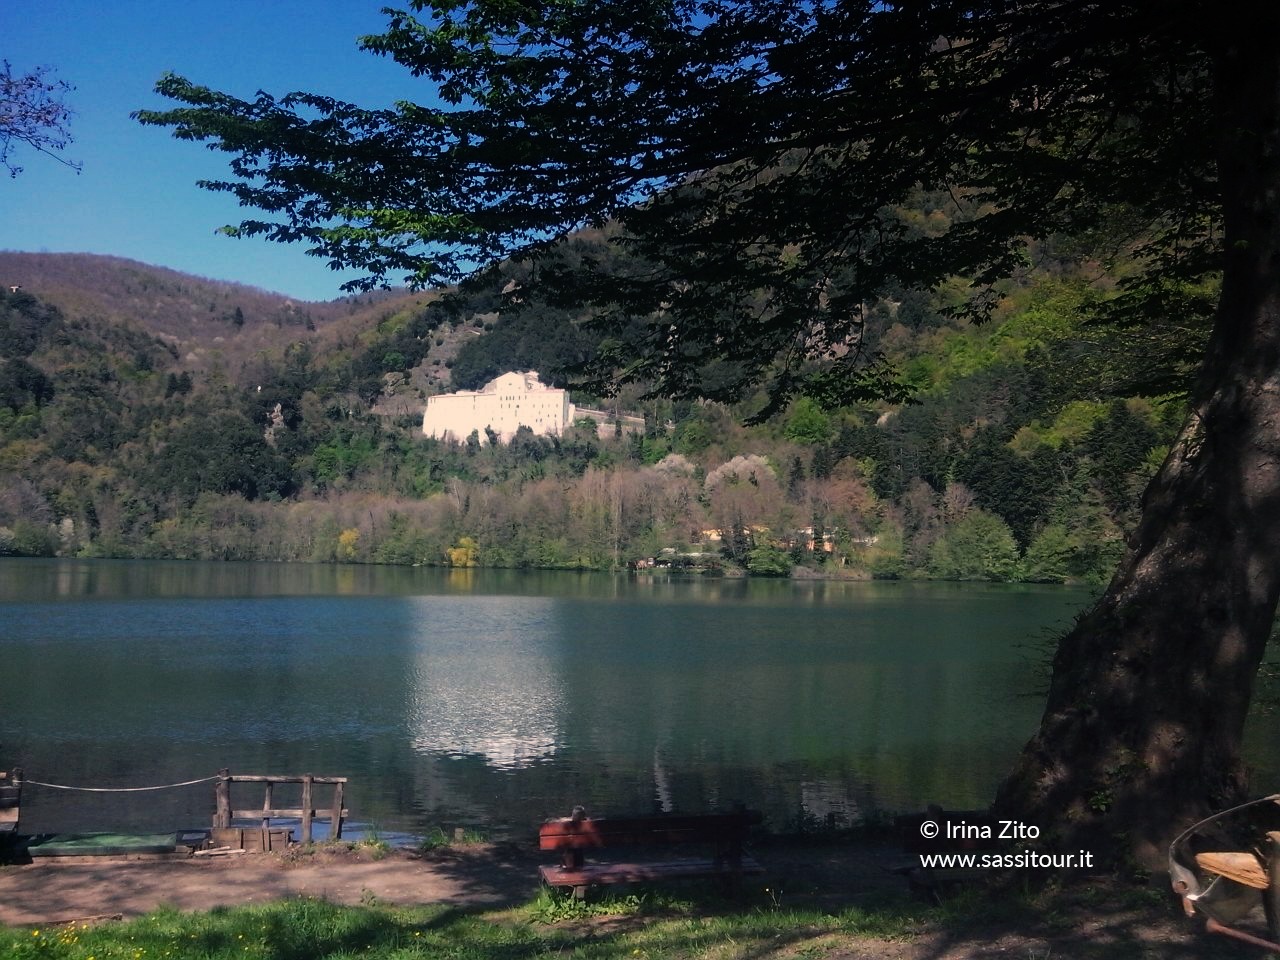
0, 246, 1192, 582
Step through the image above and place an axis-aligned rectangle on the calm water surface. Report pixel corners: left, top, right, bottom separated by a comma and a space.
0, 559, 1139, 837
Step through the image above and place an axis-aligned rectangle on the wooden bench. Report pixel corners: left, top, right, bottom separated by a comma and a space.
539, 807, 763, 896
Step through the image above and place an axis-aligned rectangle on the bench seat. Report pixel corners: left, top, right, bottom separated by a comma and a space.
539, 808, 762, 894
540, 855, 764, 887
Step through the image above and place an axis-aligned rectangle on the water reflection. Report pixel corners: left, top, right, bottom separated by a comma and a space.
0, 559, 1101, 836
407, 596, 564, 767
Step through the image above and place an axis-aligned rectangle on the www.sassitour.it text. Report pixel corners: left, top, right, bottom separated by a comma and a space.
919, 851, 1095, 870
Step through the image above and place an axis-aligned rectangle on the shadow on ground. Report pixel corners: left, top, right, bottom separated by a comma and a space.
0, 837, 1266, 958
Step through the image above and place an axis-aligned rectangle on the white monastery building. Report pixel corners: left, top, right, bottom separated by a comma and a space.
422, 371, 576, 443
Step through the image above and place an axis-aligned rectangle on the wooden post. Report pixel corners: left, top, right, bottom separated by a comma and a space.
330, 781, 344, 841
213, 768, 230, 830
301, 774, 314, 844
0, 767, 21, 834
262, 781, 273, 833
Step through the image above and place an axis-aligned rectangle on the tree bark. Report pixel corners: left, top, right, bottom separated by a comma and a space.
997, 12, 1280, 869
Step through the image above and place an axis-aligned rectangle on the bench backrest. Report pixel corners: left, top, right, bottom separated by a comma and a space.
540, 811, 761, 851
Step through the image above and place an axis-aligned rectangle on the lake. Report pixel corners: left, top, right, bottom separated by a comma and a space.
1, 559, 1269, 841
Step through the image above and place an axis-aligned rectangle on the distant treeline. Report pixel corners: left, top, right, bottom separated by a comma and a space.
0, 243, 1194, 582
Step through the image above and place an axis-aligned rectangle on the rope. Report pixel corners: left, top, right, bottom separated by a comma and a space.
21, 776, 220, 793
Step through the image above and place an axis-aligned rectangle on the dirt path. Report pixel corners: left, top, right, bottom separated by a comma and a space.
0, 845, 537, 926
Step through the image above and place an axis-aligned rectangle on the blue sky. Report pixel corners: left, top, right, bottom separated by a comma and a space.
2, 2, 438, 301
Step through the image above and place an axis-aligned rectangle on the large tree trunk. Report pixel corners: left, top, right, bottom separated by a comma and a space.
996, 15, 1280, 869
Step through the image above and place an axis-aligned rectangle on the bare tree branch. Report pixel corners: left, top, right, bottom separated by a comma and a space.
0, 60, 80, 178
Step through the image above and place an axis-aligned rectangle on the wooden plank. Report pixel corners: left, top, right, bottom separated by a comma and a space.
228, 808, 349, 820
231, 807, 306, 819
301, 775, 313, 844
331, 781, 344, 841
262, 782, 273, 833
211, 827, 245, 850
211, 827, 292, 852
1196, 851, 1269, 889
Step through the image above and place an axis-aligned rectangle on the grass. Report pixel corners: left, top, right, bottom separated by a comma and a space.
524, 885, 699, 923
0, 882, 1248, 960
0, 890, 926, 960
354, 823, 391, 860
416, 825, 489, 852
0, 867, 1232, 959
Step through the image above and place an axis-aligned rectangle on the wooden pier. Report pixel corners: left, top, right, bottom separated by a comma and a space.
212, 769, 348, 845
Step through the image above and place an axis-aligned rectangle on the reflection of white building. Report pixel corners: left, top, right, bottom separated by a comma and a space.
422, 371, 576, 443
408, 595, 564, 768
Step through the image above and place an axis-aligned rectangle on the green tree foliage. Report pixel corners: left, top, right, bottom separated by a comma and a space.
164, 371, 193, 398
0, 270, 1183, 584
1082, 400, 1160, 520
1021, 519, 1122, 586
0, 289, 62, 357
151, 412, 294, 505
673, 419, 712, 455
0, 280, 1183, 587
6, 519, 58, 556
1022, 524, 1074, 584
134, 2, 1229, 416
746, 544, 792, 576
449, 299, 596, 390
310, 429, 378, 491
783, 397, 832, 444
956, 432, 1060, 548
927, 509, 1021, 582
0, 358, 53, 411
865, 524, 906, 580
